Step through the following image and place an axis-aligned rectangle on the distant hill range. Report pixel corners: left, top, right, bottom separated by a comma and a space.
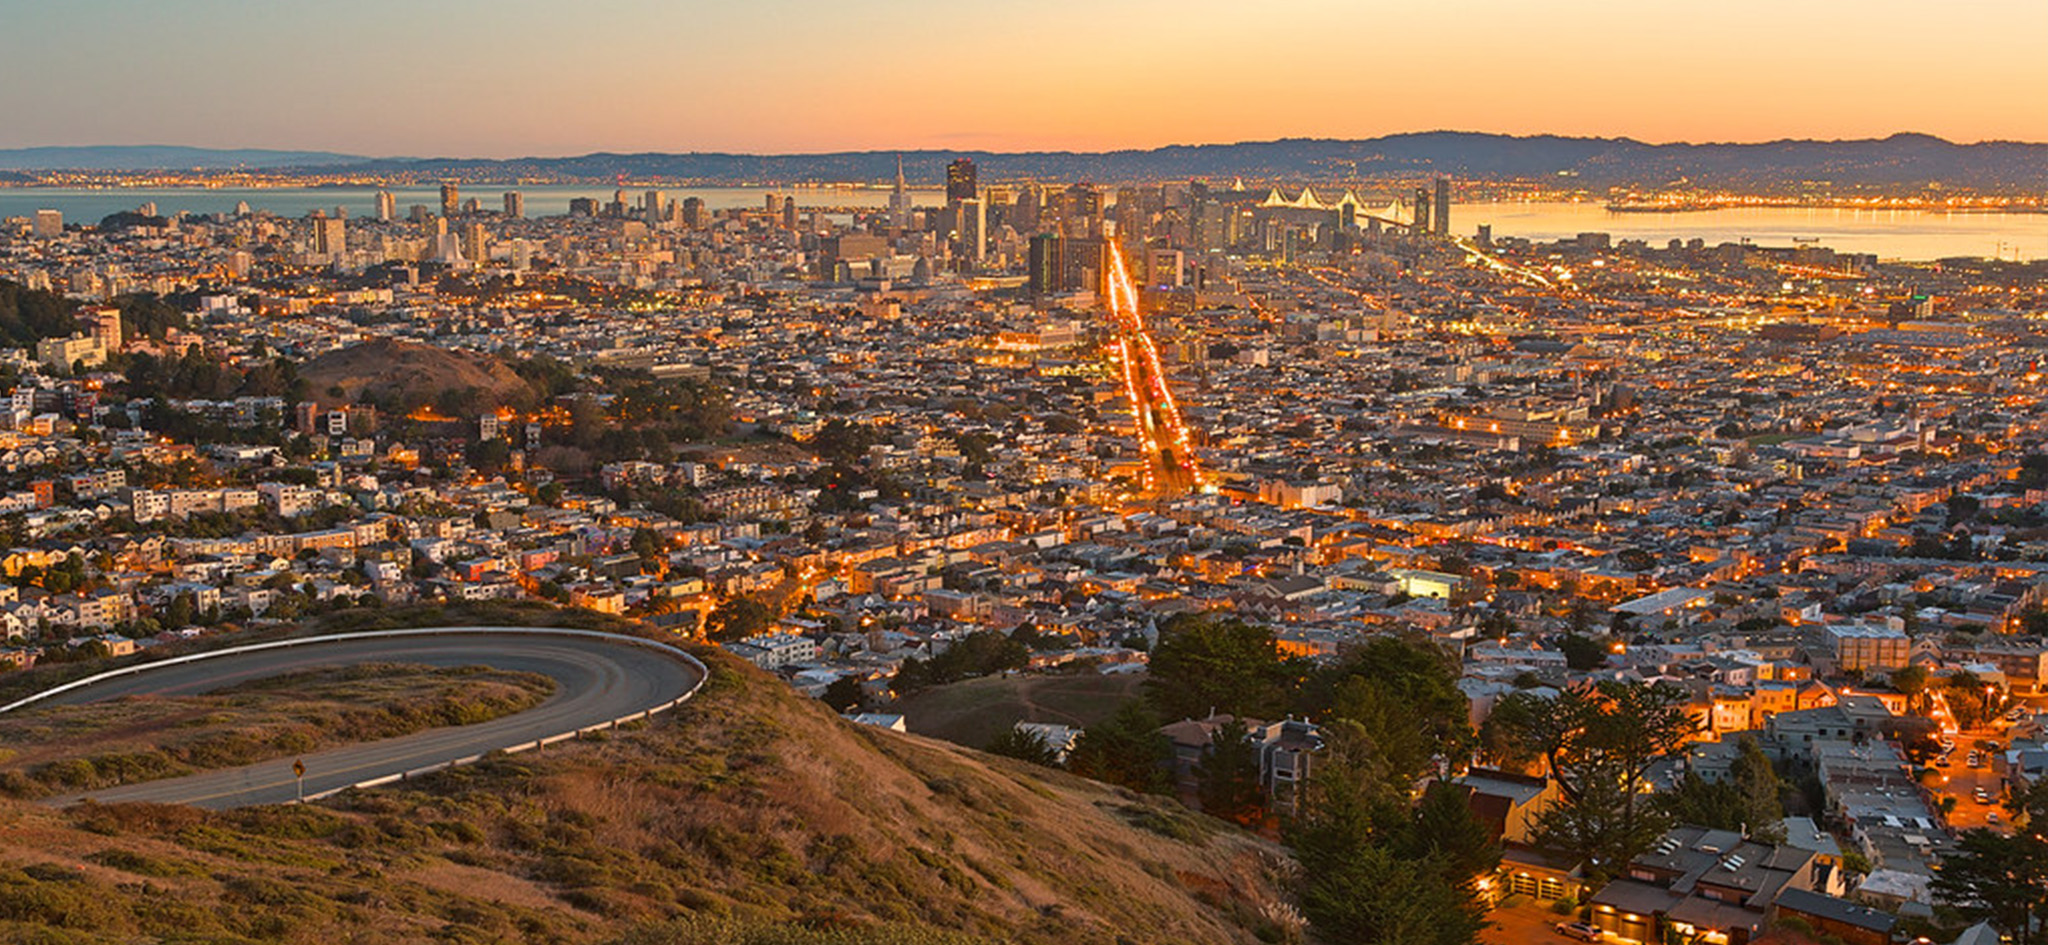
3, 133, 2043, 189
0, 145, 365, 170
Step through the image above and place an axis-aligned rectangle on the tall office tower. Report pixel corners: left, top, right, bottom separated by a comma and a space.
781, 196, 799, 230
1412, 187, 1431, 235
957, 198, 985, 262
765, 193, 780, 212
1027, 232, 1065, 295
31, 210, 62, 239
375, 191, 396, 221
1013, 185, 1041, 232
463, 222, 487, 264
681, 196, 706, 228
1064, 183, 1103, 224
1114, 187, 1146, 243
644, 189, 665, 221
1433, 178, 1451, 237
503, 191, 524, 219
889, 155, 912, 229
312, 213, 346, 258
946, 158, 977, 203
440, 182, 460, 218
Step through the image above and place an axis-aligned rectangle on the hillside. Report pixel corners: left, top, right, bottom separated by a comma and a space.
0, 647, 1296, 945
6, 133, 2041, 190
0, 145, 366, 170
895, 672, 1146, 749
300, 337, 533, 414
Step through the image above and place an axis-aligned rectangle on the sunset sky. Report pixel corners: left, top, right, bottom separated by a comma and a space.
2, 0, 2042, 156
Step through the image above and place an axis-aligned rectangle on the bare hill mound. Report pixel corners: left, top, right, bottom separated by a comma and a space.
301, 337, 531, 413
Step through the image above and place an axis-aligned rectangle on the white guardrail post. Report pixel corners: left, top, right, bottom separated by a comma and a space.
0, 626, 707, 804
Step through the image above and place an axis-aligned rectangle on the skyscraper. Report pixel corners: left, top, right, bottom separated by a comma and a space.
440, 182, 460, 218
463, 222, 487, 265
1012, 184, 1041, 233
1413, 187, 1431, 236
957, 198, 985, 262
375, 191, 396, 222
946, 158, 977, 203
681, 196, 706, 228
503, 191, 524, 219
1028, 233, 1065, 295
782, 196, 799, 231
889, 155, 912, 230
31, 210, 62, 239
644, 190, 665, 221
1433, 178, 1451, 237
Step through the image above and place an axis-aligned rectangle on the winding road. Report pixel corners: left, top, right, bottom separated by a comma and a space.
5, 627, 705, 810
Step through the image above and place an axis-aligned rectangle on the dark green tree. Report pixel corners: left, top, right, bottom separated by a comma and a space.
1558, 633, 1608, 671
1065, 701, 1172, 794
1490, 680, 1697, 875
821, 675, 865, 713
1297, 635, 1474, 788
1931, 830, 2048, 944
1287, 724, 1491, 945
984, 727, 1061, 767
706, 597, 776, 642
1144, 614, 1302, 721
1195, 719, 1266, 826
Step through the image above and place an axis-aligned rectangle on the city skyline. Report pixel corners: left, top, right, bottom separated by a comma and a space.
1, 0, 2043, 156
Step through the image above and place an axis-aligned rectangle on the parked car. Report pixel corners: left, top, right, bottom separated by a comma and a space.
1555, 921, 1603, 942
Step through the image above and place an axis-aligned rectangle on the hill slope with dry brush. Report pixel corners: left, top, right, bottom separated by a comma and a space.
0, 647, 1298, 945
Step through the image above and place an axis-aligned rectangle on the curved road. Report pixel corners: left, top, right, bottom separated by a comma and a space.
17, 628, 703, 810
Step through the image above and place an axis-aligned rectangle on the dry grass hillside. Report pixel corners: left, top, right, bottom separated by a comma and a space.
0, 648, 1299, 945
0, 663, 554, 799
299, 337, 531, 413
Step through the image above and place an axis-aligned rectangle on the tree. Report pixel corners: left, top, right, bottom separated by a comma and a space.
1195, 720, 1266, 827
1657, 772, 1749, 834
1490, 680, 1697, 875
1559, 633, 1607, 671
1144, 614, 1301, 721
1479, 690, 1549, 772
821, 675, 865, 713
1931, 830, 2048, 944
1730, 736, 1788, 842
706, 597, 775, 642
1398, 781, 1502, 883
984, 727, 1061, 767
1892, 665, 1930, 715
1287, 724, 1492, 945
631, 526, 666, 564
1946, 670, 2001, 730
1065, 701, 1172, 793
1298, 635, 1475, 790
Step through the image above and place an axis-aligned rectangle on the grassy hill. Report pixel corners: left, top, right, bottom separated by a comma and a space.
300, 337, 533, 415
0, 647, 1297, 945
0, 662, 554, 799
894, 672, 1147, 749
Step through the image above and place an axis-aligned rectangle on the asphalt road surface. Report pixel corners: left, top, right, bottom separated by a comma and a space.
30, 629, 703, 810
